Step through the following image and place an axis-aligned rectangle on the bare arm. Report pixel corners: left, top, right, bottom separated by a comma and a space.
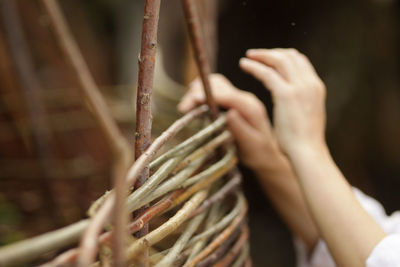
179, 74, 318, 250
240, 48, 386, 266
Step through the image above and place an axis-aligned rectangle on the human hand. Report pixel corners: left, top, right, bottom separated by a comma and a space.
178, 74, 289, 174
239, 48, 327, 157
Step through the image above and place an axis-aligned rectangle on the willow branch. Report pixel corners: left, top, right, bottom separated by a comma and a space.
182, 0, 218, 119
155, 212, 206, 267
231, 243, 250, 267
185, 201, 223, 264
131, 154, 207, 212
213, 225, 249, 267
170, 147, 237, 209
183, 195, 248, 267
182, 147, 235, 188
39, 1, 132, 265
190, 170, 241, 219
127, 190, 208, 259
0, 220, 88, 266
135, 133, 232, 211
150, 114, 226, 169
196, 226, 241, 267
134, 0, 161, 245
188, 192, 243, 246
174, 130, 232, 172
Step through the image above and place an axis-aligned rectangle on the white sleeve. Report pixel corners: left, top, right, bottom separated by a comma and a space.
295, 187, 400, 267
366, 234, 400, 267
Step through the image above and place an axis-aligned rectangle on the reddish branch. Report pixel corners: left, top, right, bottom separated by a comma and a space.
134, 0, 162, 245
196, 227, 241, 267
213, 226, 249, 267
184, 200, 248, 267
39, 0, 132, 265
182, 0, 218, 119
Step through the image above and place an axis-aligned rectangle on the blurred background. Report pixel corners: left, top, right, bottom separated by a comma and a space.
0, 0, 399, 266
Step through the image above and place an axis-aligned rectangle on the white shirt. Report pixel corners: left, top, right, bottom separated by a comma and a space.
295, 188, 400, 267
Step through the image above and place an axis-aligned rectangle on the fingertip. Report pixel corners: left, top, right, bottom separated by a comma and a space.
177, 101, 190, 113
239, 57, 253, 69
246, 49, 257, 56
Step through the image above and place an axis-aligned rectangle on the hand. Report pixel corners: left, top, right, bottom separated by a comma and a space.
239, 48, 327, 156
178, 74, 289, 174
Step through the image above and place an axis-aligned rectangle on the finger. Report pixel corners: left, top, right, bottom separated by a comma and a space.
239, 57, 287, 96
207, 76, 269, 131
178, 78, 206, 112
226, 109, 259, 153
245, 49, 295, 80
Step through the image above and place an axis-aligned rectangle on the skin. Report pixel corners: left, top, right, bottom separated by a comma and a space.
178, 48, 387, 266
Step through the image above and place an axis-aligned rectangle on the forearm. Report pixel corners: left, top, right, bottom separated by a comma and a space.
254, 162, 319, 250
289, 144, 386, 267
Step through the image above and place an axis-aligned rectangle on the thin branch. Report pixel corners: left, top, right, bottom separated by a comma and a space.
231, 243, 250, 267
134, 134, 232, 211
195, 227, 241, 267
185, 201, 223, 264
182, 147, 235, 188
183, 194, 248, 267
182, 0, 218, 119
173, 130, 232, 172
39, 0, 132, 265
127, 190, 209, 259
213, 225, 249, 267
0, 220, 88, 267
155, 212, 207, 267
187, 192, 244, 246
150, 114, 226, 169
170, 147, 237, 209
189, 170, 241, 219
134, 0, 162, 245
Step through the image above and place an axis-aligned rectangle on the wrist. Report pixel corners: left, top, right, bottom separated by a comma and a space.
252, 152, 292, 178
287, 140, 330, 166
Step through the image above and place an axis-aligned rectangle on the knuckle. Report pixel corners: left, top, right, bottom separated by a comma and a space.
287, 48, 299, 55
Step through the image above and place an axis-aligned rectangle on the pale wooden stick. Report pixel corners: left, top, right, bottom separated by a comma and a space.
173, 130, 232, 172
155, 212, 207, 267
187, 192, 243, 246
135, 140, 233, 211
170, 148, 237, 209
190, 170, 241, 218
185, 201, 222, 264
150, 115, 226, 169
130, 154, 208, 212
127, 190, 208, 259
183, 194, 248, 267
0, 220, 88, 266
182, 147, 235, 188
